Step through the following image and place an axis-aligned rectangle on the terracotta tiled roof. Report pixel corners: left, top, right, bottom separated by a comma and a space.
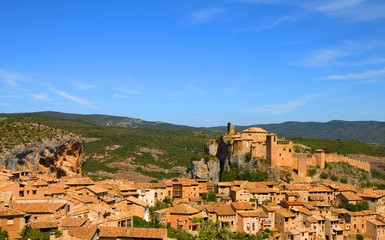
275, 209, 295, 218
60, 217, 89, 227
30, 220, 58, 229
86, 185, 107, 194
306, 217, 318, 223
217, 182, 234, 187
62, 177, 95, 186
13, 202, 66, 213
98, 226, 167, 239
45, 184, 66, 194
231, 202, 253, 210
215, 204, 236, 216
189, 211, 208, 219
169, 204, 199, 215
67, 226, 98, 240
283, 201, 304, 206
238, 210, 267, 218
309, 195, 325, 201
360, 192, 384, 199
243, 127, 268, 133
0, 205, 25, 216
151, 182, 167, 188
339, 192, 363, 201
126, 196, 149, 207
368, 220, 385, 226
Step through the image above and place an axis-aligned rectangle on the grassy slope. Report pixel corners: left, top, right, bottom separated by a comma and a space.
0, 113, 215, 178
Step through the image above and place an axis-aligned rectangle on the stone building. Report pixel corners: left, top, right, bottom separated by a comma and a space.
228, 122, 369, 176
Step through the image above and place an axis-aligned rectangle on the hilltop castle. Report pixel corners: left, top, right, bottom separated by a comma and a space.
227, 122, 370, 176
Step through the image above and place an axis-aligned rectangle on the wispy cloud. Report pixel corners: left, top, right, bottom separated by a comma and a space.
232, 15, 294, 33
249, 94, 319, 115
31, 93, 49, 100
191, 8, 225, 24
51, 88, 97, 109
320, 67, 385, 81
76, 83, 100, 90
0, 69, 23, 87
299, 40, 385, 67
308, 0, 385, 21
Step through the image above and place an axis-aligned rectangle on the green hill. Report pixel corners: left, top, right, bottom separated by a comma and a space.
0, 112, 215, 180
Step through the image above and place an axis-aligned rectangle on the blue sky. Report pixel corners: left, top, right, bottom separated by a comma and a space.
1, 0, 385, 127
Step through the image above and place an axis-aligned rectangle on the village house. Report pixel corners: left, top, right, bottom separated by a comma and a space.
168, 203, 200, 231
0, 205, 26, 240
230, 187, 250, 202
367, 220, 385, 240
237, 210, 267, 234
274, 208, 298, 233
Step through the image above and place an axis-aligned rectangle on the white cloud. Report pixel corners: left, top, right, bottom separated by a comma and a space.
308, 0, 385, 21
76, 83, 100, 90
320, 67, 385, 80
249, 94, 319, 115
31, 93, 49, 100
191, 8, 225, 24
232, 15, 294, 33
299, 40, 385, 67
0, 69, 23, 87
51, 88, 97, 109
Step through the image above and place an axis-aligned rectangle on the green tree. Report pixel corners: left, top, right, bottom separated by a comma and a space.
356, 234, 364, 240
207, 191, 217, 202
195, 218, 230, 240
0, 227, 9, 240
220, 166, 237, 182
132, 215, 163, 229
167, 227, 195, 240
20, 226, 44, 240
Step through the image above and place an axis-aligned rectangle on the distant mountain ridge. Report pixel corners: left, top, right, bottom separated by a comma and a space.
2, 111, 385, 145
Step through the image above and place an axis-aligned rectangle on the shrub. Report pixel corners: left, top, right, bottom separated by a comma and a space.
307, 167, 317, 177
330, 175, 339, 181
320, 172, 329, 179
356, 234, 364, 240
340, 178, 348, 183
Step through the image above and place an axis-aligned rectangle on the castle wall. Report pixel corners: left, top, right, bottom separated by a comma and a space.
293, 153, 371, 174
251, 142, 266, 159
323, 154, 371, 172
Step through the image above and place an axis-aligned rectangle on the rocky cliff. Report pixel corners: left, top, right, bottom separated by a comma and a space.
0, 138, 83, 178
190, 159, 220, 183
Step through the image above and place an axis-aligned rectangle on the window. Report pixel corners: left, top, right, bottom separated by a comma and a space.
7, 218, 13, 225
32, 190, 37, 195
19, 191, 24, 197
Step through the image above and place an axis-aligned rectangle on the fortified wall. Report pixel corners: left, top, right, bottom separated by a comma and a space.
324, 153, 370, 171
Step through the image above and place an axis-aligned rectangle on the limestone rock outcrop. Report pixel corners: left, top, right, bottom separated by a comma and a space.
190, 159, 220, 183
0, 138, 83, 178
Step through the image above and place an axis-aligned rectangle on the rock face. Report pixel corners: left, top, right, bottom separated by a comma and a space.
0, 138, 83, 178
190, 159, 220, 183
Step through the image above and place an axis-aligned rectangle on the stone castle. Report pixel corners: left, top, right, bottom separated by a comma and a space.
227, 122, 370, 176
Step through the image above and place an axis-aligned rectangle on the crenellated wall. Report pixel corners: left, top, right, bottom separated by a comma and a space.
294, 152, 371, 175
323, 153, 371, 172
